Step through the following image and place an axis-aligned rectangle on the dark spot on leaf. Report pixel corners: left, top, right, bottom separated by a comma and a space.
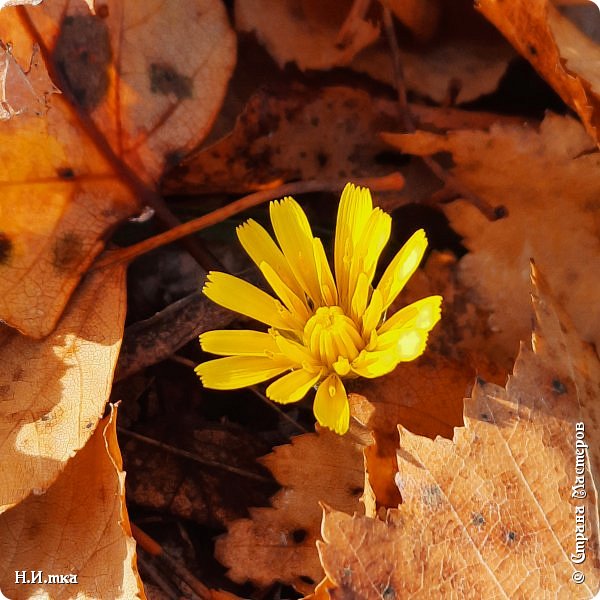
494, 205, 508, 219
382, 585, 396, 599
317, 151, 328, 167
52, 232, 83, 272
299, 575, 315, 585
506, 530, 517, 543
528, 44, 537, 56
472, 512, 485, 528
150, 63, 193, 100
86, 421, 93, 429
310, 116, 319, 127
349, 485, 363, 497
481, 413, 491, 422
552, 378, 567, 394
40, 413, 50, 422
476, 376, 486, 386
292, 528, 307, 544
96, 4, 109, 18
53, 15, 112, 111
57, 166, 75, 179
0, 232, 13, 264
165, 149, 186, 169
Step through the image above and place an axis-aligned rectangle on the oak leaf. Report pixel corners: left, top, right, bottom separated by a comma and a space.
0, 265, 126, 513
0, 0, 236, 337
215, 423, 371, 595
317, 265, 600, 598
478, 0, 600, 143
382, 113, 600, 366
0, 405, 144, 600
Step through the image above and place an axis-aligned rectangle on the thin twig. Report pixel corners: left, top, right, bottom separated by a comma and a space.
132, 523, 210, 600
118, 426, 273, 483
169, 355, 310, 434
136, 554, 182, 600
381, 4, 505, 221
91, 173, 405, 270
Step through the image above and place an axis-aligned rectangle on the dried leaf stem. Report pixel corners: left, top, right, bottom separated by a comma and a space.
381, 4, 505, 220
132, 523, 211, 600
92, 173, 405, 270
117, 426, 273, 484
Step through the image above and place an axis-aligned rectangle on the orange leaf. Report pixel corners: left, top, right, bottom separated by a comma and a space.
0, 1, 236, 336
0, 264, 126, 512
478, 0, 600, 143
317, 264, 600, 597
215, 422, 371, 595
0, 405, 145, 599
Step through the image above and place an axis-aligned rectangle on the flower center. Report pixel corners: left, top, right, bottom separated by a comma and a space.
303, 306, 364, 368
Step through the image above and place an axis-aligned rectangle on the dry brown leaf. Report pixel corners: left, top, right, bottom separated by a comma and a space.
351, 0, 513, 104
0, 264, 126, 513
351, 353, 468, 512
235, 0, 379, 71
215, 422, 371, 595
382, 113, 600, 366
478, 0, 600, 142
0, 405, 144, 600
165, 86, 400, 195
317, 264, 600, 598
0, 1, 235, 337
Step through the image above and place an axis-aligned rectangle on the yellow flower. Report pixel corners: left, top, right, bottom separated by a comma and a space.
195, 183, 442, 435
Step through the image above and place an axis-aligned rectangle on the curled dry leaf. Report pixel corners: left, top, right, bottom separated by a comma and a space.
165, 86, 400, 195
382, 113, 600, 365
0, 1, 236, 337
235, 0, 379, 70
386, 0, 442, 43
0, 405, 144, 600
215, 422, 371, 595
0, 264, 126, 513
317, 264, 600, 598
478, 0, 600, 143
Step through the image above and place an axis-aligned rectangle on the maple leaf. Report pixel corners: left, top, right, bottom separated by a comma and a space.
0, 406, 144, 600
215, 423, 371, 594
0, 265, 126, 512
317, 264, 600, 598
382, 113, 600, 367
477, 0, 600, 143
0, 0, 236, 337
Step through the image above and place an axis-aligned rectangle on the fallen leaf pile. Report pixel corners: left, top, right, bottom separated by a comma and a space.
0, 0, 599, 599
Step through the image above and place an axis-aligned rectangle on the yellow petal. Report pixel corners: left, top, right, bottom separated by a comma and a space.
334, 183, 373, 305
361, 288, 384, 339
275, 333, 320, 369
378, 295, 442, 335
313, 238, 338, 305
313, 374, 350, 434
270, 198, 322, 306
351, 348, 398, 379
266, 369, 321, 404
260, 261, 310, 320
203, 271, 299, 330
346, 208, 391, 311
195, 356, 291, 389
376, 229, 428, 310
200, 329, 280, 356
237, 219, 303, 298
